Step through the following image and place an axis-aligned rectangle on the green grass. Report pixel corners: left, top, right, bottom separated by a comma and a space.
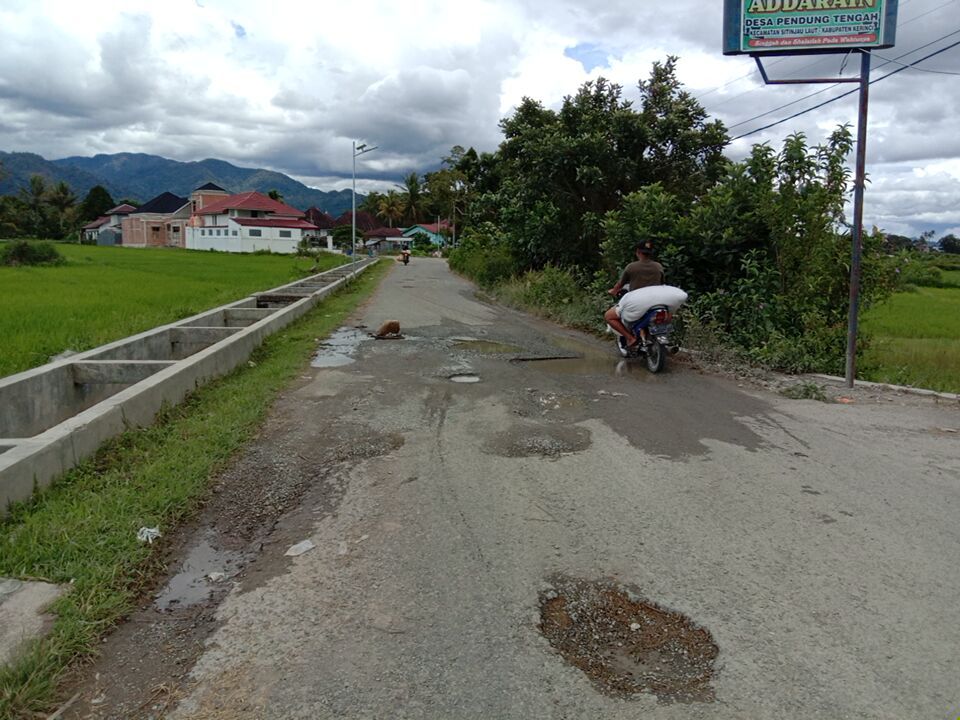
862, 285, 960, 393
0, 259, 391, 719
0, 243, 348, 378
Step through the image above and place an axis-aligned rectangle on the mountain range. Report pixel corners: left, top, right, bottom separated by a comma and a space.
0, 151, 358, 215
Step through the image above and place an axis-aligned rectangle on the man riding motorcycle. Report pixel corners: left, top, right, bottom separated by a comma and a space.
603, 240, 664, 350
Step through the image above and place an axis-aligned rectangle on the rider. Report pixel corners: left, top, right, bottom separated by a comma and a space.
604, 240, 665, 350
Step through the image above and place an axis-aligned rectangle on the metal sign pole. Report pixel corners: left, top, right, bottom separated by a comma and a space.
844, 50, 872, 388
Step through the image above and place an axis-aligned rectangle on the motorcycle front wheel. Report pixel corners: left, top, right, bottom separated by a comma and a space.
645, 340, 666, 373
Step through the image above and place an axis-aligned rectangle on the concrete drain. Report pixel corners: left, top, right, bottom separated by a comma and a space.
449, 374, 481, 384
539, 575, 718, 703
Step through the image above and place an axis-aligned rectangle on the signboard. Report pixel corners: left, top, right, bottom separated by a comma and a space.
723, 0, 898, 55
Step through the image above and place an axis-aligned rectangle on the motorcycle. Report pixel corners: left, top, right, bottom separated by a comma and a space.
401, 251, 410, 265
608, 292, 682, 373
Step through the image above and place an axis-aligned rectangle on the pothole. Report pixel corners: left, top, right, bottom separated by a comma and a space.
539, 575, 718, 703
451, 338, 521, 354
486, 425, 591, 458
311, 327, 368, 368
449, 374, 481, 384
154, 530, 246, 611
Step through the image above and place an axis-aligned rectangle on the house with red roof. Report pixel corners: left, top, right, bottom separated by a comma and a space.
304, 207, 337, 251
185, 190, 319, 254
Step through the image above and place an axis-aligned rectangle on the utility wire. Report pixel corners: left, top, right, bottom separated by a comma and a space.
725, 29, 960, 130
701, 0, 957, 112
869, 52, 960, 74
730, 37, 960, 141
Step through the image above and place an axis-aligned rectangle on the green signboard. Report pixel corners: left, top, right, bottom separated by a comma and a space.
724, 0, 898, 54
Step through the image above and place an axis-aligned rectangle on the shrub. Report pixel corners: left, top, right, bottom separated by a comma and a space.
0, 240, 65, 266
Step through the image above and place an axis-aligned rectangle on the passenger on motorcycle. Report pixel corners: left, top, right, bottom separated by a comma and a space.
604, 241, 665, 349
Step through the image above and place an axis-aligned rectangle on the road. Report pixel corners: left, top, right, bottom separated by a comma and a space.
74, 258, 959, 719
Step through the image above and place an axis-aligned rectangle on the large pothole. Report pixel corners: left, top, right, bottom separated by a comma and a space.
539, 575, 718, 703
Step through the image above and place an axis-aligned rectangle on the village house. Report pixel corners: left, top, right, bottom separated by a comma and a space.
401, 221, 451, 246
304, 207, 337, 251
81, 203, 136, 244
184, 190, 319, 254
363, 226, 407, 253
120, 192, 190, 247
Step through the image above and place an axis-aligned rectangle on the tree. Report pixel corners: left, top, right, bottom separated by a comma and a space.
79, 185, 115, 222
493, 61, 728, 271
400, 172, 424, 225
376, 191, 404, 228
938, 234, 960, 254
267, 189, 284, 202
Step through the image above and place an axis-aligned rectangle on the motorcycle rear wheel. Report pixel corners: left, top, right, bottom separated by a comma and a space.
645, 340, 666, 373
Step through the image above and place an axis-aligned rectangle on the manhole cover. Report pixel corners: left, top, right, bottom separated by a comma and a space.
539, 575, 718, 703
449, 374, 481, 384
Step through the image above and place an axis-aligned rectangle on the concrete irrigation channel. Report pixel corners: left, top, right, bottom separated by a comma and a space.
0, 257, 377, 514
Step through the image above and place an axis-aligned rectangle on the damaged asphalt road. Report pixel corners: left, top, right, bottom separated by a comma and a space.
66, 258, 960, 719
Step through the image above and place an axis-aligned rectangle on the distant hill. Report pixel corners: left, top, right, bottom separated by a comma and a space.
0, 151, 357, 215
0, 151, 123, 199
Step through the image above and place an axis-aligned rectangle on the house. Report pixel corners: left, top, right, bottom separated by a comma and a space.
120, 193, 191, 247
335, 210, 379, 232
363, 226, 407, 253
81, 203, 136, 244
304, 207, 337, 251
184, 191, 318, 254
402, 221, 450, 246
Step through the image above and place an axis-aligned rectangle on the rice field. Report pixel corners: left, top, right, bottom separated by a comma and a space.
0, 243, 348, 378
861, 283, 960, 393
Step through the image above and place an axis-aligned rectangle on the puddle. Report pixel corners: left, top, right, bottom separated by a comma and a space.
513, 355, 647, 377
154, 531, 245, 611
451, 338, 521, 354
311, 328, 369, 368
449, 374, 481, 384
539, 575, 718, 703
486, 424, 591, 458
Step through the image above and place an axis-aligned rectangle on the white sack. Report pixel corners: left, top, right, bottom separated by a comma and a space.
618, 285, 688, 323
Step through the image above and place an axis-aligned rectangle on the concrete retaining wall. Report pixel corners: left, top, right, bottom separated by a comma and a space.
0, 258, 377, 513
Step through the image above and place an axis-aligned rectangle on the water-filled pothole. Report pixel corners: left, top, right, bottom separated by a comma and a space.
451, 338, 521, 354
154, 531, 245, 611
449, 374, 481, 384
539, 575, 718, 703
311, 328, 368, 368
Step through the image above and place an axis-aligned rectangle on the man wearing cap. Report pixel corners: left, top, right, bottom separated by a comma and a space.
604, 241, 665, 349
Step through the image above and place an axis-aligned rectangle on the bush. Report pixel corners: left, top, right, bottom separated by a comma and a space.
893, 255, 945, 287
0, 240, 65, 266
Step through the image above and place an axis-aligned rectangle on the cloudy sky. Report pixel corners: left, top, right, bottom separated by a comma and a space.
1, 0, 958, 237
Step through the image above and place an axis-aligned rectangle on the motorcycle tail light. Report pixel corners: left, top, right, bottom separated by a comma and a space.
654, 310, 671, 324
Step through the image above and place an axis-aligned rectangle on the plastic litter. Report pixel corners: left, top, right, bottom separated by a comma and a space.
208, 571, 227, 582
136, 527, 162, 544
284, 539, 316, 557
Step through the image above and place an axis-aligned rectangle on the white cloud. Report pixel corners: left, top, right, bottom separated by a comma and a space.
0, 0, 957, 235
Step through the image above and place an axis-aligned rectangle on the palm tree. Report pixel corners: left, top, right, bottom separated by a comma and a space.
377, 191, 404, 228
267, 189, 284, 202
400, 172, 423, 225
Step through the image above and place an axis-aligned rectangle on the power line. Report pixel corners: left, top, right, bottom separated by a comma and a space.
730, 37, 960, 141
869, 51, 960, 74
726, 29, 960, 130
700, 0, 957, 113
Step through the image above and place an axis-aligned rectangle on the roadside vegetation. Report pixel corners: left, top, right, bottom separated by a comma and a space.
434, 57, 957, 387
0, 243, 348, 378
0, 259, 391, 718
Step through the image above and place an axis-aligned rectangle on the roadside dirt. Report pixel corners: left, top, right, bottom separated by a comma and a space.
59, 379, 400, 719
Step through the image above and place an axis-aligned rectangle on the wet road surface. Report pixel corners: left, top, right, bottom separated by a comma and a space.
69, 258, 960, 719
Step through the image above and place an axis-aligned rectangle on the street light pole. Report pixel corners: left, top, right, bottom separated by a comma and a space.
351, 141, 378, 265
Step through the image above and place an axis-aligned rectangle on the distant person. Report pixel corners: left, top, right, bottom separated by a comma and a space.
604, 240, 665, 349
